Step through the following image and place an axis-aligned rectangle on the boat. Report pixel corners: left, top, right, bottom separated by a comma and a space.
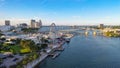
52, 52, 61, 59
56, 47, 65, 51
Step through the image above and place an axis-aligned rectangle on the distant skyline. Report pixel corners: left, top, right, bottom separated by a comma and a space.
0, 0, 120, 25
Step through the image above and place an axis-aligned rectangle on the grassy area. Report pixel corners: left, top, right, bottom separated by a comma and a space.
0, 39, 41, 54
8, 45, 21, 54
16, 52, 40, 68
9, 45, 31, 54
0, 45, 30, 54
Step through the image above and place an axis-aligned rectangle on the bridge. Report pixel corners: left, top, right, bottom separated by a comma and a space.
58, 28, 103, 36
39, 24, 103, 37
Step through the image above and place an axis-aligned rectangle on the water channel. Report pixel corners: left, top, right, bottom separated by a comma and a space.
38, 30, 120, 68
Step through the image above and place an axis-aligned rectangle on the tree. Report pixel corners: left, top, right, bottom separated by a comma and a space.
21, 28, 39, 33
20, 40, 30, 49
0, 38, 6, 41
41, 37, 45, 44
16, 39, 21, 45
41, 44, 48, 49
20, 40, 38, 52
20, 48, 31, 53
41, 37, 49, 44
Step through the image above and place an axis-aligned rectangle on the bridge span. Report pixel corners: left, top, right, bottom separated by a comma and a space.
59, 28, 103, 36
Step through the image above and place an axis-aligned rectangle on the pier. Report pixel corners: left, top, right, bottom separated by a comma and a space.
52, 52, 61, 59
55, 47, 65, 51
49, 52, 61, 59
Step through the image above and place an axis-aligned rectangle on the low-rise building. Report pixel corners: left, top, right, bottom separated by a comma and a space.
103, 28, 120, 34
0, 25, 14, 32
17, 23, 28, 28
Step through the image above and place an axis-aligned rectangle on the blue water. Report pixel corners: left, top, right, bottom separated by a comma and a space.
38, 31, 120, 68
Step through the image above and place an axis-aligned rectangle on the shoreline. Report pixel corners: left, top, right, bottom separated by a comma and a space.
24, 40, 67, 68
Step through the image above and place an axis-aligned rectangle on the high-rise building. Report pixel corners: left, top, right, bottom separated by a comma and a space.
30, 19, 42, 28
98, 24, 104, 29
31, 19, 36, 28
5, 20, 10, 26
36, 20, 42, 28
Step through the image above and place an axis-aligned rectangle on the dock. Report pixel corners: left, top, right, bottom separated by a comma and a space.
55, 47, 65, 51
49, 52, 61, 59
52, 52, 61, 59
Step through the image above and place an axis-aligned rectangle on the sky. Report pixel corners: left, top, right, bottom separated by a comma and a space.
0, 0, 120, 25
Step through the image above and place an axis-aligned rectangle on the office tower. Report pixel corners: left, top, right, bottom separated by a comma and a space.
37, 20, 42, 28
31, 19, 36, 28
5, 20, 10, 26
30, 19, 42, 28
99, 24, 104, 29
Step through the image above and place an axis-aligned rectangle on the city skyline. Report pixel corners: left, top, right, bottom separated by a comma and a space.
0, 0, 120, 25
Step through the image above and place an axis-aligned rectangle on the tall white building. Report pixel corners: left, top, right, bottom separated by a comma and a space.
36, 20, 42, 28
31, 19, 36, 28
30, 19, 42, 28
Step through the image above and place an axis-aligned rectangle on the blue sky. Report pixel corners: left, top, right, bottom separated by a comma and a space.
0, 0, 120, 25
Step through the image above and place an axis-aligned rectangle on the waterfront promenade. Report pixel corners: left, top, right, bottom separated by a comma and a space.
24, 52, 48, 68
24, 37, 68, 68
